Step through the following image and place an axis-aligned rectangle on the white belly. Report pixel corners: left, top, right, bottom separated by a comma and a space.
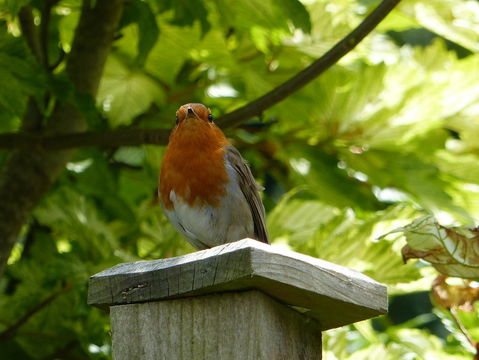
162, 161, 254, 249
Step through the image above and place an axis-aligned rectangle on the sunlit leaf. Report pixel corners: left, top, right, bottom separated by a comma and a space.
97, 55, 165, 126
287, 145, 380, 210
343, 150, 472, 223
347, 344, 396, 360
213, 0, 310, 34
156, 0, 210, 34
401, 0, 479, 52
120, 1, 160, 66
144, 21, 201, 84
387, 216, 479, 279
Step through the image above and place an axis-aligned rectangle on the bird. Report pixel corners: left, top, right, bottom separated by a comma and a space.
159, 103, 269, 250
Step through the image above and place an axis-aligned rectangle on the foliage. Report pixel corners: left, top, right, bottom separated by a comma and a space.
0, 0, 479, 359
389, 216, 479, 279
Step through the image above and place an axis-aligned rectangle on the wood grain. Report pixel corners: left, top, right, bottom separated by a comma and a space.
110, 290, 322, 360
89, 239, 387, 330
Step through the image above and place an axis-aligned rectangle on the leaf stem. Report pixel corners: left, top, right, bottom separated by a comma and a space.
449, 307, 477, 349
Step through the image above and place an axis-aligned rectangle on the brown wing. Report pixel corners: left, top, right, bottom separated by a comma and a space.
225, 146, 269, 244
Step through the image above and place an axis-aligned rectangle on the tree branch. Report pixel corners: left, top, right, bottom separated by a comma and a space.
18, 5, 44, 64
219, 0, 401, 128
0, 128, 170, 150
0, 0, 400, 151
0, 284, 71, 341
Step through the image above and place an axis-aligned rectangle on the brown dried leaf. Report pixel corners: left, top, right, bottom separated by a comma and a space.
388, 216, 479, 279
401, 244, 453, 264
442, 227, 479, 266
431, 275, 479, 312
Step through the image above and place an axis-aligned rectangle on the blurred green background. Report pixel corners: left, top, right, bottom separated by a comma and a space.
0, 0, 478, 358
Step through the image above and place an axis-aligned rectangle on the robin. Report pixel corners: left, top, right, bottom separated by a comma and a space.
159, 103, 269, 249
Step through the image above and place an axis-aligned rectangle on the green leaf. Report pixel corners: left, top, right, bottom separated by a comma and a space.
120, 1, 160, 66
213, 0, 310, 34
156, 0, 210, 34
57, 1, 81, 53
287, 145, 381, 210
276, 0, 311, 33
97, 55, 165, 126
436, 151, 479, 185
342, 149, 472, 223
0, 108, 20, 132
347, 344, 396, 360
0, 28, 44, 116
72, 154, 137, 222
401, 0, 479, 52
387, 328, 469, 360
49, 72, 102, 128
387, 216, 479, 279
270, 190, 421, 286
33, 187, 119, 261
144, 21, 201, 84
114, 146, 146, 167
0, 0, 30, 16
48, 72, 74, 101
267, 189, 339, 242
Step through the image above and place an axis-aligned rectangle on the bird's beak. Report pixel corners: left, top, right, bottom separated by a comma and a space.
186, 106, 199, 120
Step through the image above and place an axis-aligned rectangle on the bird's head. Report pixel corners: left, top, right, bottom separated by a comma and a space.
169, 103, 227, 148
176, 103, 213, 126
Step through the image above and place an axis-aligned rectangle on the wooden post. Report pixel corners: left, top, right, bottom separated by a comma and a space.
88, 239, 387, 360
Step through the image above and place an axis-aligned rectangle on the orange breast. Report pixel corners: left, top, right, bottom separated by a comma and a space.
159, 119, 230, 209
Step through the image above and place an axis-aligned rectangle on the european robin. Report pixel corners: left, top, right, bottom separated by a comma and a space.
159, 103, 269, 249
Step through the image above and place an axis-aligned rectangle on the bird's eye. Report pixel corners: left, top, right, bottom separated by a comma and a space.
208, 113, 213, 122
175, 115, 179, 125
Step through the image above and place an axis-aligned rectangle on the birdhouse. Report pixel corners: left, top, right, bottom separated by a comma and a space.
88, 239, 387, 359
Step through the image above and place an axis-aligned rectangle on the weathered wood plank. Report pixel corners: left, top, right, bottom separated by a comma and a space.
89, 239, 387, 330
110, 290, 322, 360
